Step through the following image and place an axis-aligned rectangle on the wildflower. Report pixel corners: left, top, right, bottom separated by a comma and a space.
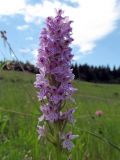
95, 110, 103, 117
34, 9, 78, 154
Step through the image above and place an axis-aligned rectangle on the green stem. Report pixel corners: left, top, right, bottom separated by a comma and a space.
56, 147, 62, 160
55, 124, 62, 160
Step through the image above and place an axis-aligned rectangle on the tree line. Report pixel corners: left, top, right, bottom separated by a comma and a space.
72, 63, 120, 83
0, 60, 120, 84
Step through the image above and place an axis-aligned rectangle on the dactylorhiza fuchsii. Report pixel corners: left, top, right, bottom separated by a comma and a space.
34, 9, 78, 155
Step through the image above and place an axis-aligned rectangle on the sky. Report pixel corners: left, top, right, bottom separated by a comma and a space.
0, 0, 120, 68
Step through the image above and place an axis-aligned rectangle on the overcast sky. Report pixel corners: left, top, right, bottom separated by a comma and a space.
0, 0, 120, 68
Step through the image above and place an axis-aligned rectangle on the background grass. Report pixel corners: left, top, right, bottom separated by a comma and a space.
0, 70, 120, 160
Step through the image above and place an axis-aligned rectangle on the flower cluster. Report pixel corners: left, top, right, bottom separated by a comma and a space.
34, 9, 77, 152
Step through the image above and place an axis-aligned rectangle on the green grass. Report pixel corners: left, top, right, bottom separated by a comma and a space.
0, 70, 120, 160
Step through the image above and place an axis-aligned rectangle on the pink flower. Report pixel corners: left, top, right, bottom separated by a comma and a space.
95, 110, 103, 117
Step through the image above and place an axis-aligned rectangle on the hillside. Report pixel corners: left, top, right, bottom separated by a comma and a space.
0, 71, 120, 159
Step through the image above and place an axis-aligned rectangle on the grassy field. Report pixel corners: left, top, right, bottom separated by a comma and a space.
0, 70, 120, 160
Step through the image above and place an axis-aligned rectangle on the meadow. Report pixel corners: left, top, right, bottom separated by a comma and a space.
0, 70, 120, 160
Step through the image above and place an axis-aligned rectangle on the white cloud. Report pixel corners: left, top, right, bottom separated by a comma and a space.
32, 48, 38, 57
31, 48, 38, 64
0, 0, 120, 54
19, 48, 31, 54
23, 0, 120, 53
19, 46, 38, 64
23, 1, 60, 23
19, 45, 38, 58
70, 0, 120, 53
0, 0, 26, 16
25, 36, 33, 41
17, 24, 30, 31
72, 55, 81, 62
